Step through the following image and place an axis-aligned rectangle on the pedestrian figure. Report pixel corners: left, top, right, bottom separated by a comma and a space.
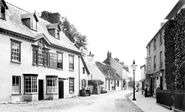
144, 85, 147, 97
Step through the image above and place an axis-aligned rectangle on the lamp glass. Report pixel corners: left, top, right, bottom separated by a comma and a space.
131, 64, 137, 71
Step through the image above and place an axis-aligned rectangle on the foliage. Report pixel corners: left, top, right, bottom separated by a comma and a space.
41, 11, 88, 57
173, 9, 185, 90
61, 17, 88, 56
164, 8, 185, 91
164, 20, 176, 90
88, 80, 104, 85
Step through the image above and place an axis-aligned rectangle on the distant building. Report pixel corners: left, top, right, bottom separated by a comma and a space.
96, 61, 122, 91
103, 51, 129, 90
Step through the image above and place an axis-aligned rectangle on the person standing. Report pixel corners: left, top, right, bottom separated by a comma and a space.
144, 85, 148, 97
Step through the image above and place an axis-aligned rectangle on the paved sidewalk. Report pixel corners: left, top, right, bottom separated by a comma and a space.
129, 91, 173, 112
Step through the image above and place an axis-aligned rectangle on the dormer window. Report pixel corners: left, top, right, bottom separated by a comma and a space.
21, 13, 39, 31
0, 6, 5, 19
47, 24, 61, 39
0, 0, 8, 20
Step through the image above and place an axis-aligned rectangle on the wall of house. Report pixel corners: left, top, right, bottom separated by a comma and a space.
140, 66, 146, 80
79, 59, 90, 90
110, 59, 124, 90
0, 34, 80, 102
115, 80, 122, 90
146, 27, 166, 95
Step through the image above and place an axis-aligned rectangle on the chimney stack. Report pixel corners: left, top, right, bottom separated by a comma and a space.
114, 58, 119, 63
87, 51, 95, 64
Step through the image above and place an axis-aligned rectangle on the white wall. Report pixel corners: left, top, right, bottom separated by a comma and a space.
0, 34, 80, 101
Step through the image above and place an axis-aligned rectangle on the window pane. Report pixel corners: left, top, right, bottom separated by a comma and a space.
57, 53, 63, 69
12, 76, 21, 94
47, 77, 57, 93
25, 76, 37, 93
69, 78, 74, 93
11, 41, 21, 62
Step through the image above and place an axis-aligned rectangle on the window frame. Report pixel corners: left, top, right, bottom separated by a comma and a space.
69, 55, 74, 71
31, 18, 37, 31
153, 56, 156, 70
24, 75, 38, 94
153, 39, 156, 50
12, 76, 21, 95
69, 78, 74, 94
160, 51, 163, 68
160, 31, 163, 44
0, 6, 5, 19
57, 52, 63, 69
148, 44, 150, 55
55, 29, 60, 39
32, 43, 49, 67
46, 77, 57, 94
10, 39, 22, 64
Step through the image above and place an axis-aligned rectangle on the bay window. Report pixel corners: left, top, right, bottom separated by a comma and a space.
32, 41, 49, 66
46, 77, 57, 94
24, 75, 37, 94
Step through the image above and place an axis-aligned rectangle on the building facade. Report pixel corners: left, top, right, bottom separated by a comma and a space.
0, 1, 81, 102
103, 51, 129, 90
145, 23, 167, 96
86, 52, 114, 93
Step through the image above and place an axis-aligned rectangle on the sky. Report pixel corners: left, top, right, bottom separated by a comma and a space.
6, 0, 178, 80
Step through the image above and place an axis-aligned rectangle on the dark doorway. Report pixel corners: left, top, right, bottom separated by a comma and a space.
38, 80, 44, 100
59, 80, 64, 99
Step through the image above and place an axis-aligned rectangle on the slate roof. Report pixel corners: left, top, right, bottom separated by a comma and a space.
96, 61, 122, 80
0, 2, 80, 54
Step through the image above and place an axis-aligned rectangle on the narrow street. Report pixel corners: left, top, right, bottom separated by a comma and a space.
0, 90, 143, 112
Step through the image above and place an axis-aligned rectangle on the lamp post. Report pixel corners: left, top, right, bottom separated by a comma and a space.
131, 59, 137, 101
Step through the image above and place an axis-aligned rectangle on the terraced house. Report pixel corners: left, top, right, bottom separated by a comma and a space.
145, 22, 166, 97
0, 0, 82, 102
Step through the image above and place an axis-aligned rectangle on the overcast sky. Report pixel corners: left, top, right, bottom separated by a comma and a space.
6, 0, 177, 80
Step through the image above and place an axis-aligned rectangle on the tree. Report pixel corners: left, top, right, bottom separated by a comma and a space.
61, 17, 88, 56
164, 20, 176, 90
41, 11, 88, 57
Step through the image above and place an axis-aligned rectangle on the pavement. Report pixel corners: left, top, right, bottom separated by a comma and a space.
129, 90, 173, 112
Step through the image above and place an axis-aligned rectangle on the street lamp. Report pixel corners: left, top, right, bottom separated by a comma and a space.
131, 59, 137, 101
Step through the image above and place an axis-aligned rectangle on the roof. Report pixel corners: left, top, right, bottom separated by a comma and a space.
86, 62, 106, 80
0, 2, 80, 54
140, 64, 145, 69
81, 56, 90, 75
103, 58, 110, 65
146, 22, 167, 48
96, 61, 122, 80
165, 0, 185, 20
122, 65, 130, 73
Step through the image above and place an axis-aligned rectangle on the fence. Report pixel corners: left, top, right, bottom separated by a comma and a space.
174, 90, 185, 112
156, 89, 172, 109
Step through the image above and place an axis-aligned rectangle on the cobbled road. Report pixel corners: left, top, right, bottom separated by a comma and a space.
0, 90, 143, 112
